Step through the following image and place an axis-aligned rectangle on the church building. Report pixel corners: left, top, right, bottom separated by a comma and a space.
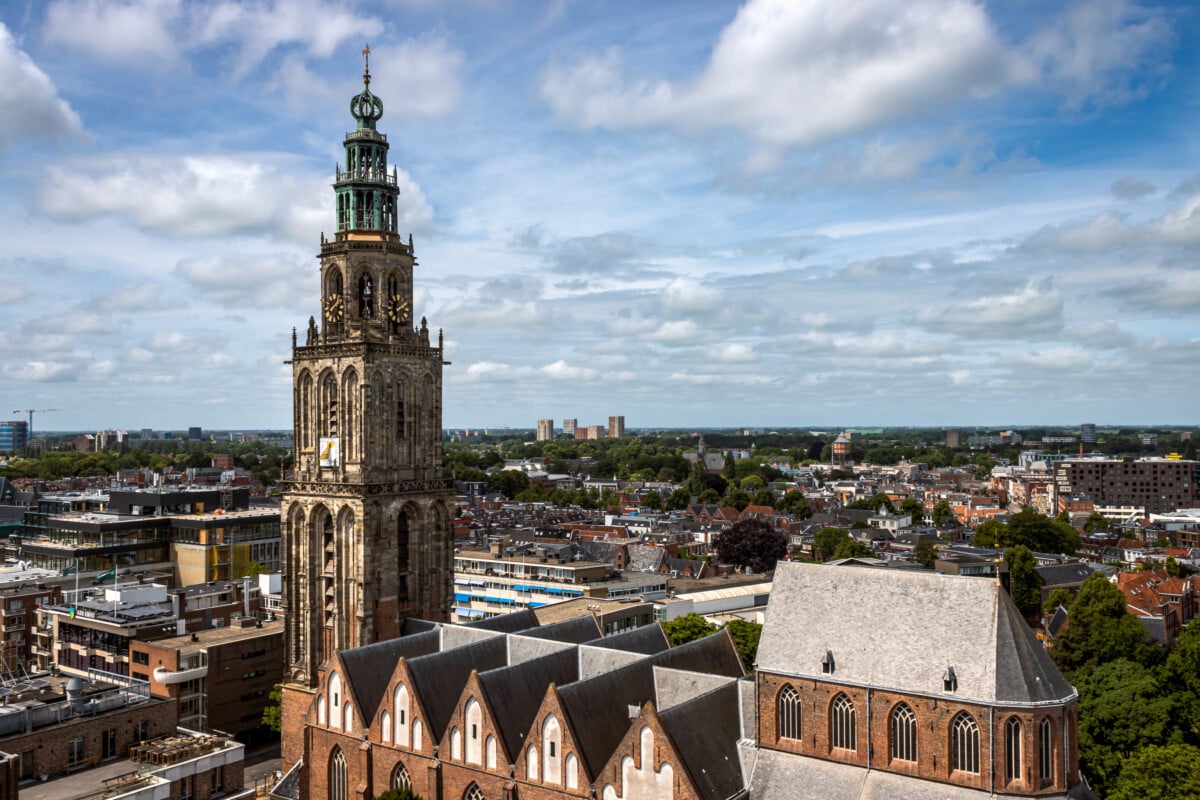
273, 59, 1091, 800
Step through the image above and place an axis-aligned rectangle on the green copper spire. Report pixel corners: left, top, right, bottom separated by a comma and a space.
334, 45, 400, 236
350, 45, 383, 131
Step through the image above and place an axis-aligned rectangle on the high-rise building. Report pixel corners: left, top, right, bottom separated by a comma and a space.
562, 418, 577, 437
188, 426, 203, 441
1080, 423, 1097, 444
279, 55, 453, 770
945, 428, 962, 448
0, 420, 27, 453
608, 415, 625, 438
1053, 457, 1199, 515
536, 418, 554, 441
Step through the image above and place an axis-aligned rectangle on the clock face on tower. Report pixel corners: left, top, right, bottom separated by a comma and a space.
324, 293, 344, 322
387, 294, 410, 324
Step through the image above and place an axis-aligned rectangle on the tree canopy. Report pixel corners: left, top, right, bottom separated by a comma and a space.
1004, 545, 1043, 611
1051, 573, 1161, 676
931, 499, 955, 526
713, 518, 788, 573
813, 527, 850, 562
662, 613, 717, 646
973, 507, 1080, 555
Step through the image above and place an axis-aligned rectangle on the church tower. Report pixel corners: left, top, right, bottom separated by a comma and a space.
280, 53, 452, 760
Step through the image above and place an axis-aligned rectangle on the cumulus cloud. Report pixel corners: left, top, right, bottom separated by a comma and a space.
36, 153, 432, 241
0, 22, 85, 149
43, 0, 181, 64
1111, 270, 1200, 312
541, 0, 1019, 147
918, 280, 1063, 339
541, 360, 597, 381
660, 277, 721, 315
175, 254, 311, 311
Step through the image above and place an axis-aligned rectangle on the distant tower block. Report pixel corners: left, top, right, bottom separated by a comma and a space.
536, 419, 554, 441
945, 428, 962, 448
608, 415, 625, 439
563, 418, 577, 437
1080, 423, 1097, 444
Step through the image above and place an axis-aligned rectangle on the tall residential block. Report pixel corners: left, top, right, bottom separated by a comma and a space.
608, 415, 625, 438
536, 418, 554, 441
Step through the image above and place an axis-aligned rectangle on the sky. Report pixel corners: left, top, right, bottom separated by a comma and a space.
0, 0, 1198, 432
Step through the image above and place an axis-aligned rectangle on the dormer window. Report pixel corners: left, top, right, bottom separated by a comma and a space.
943, 665, 958, 692
821, 649, 835, 675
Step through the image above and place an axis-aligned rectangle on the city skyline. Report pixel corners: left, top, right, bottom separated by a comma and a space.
1, 1, 1199, 431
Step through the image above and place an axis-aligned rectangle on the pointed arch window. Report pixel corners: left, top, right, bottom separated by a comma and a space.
450, 727, 462, 761
543, 714, 562, 783
777, 684, 801, 740
951, 712, 980, 774
412, 719, 423, 751
394, 683, 410, 746
391, 763, 410, 791
485, 735, 497, 769
381, 711, 391, 743
465, 698, 482, 764
464, 784, 484, 800
328, 673, 342, 730
565, 752, 579, 789
526, 744, 539, 780
330, 748, 348, 800
830, 693, 856, 751
1040, 718, 1054, 782
889, 703, 917, 763
1006, 717, 1023, 782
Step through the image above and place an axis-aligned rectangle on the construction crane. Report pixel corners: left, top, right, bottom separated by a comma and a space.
11, 408, 59, 441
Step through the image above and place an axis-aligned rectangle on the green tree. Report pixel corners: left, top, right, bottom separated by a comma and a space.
1052, 573, 1161, 676
899, 497, 925, 524
931, 499, 955, 526
722, 488, 752, 511
751, 487, 777, 508
777, 491, 812, 519
1107, 743, 1200, 800
374, 788, 423, 800
813, 527, 850, 562
698, 488, 720, 504
723, 619, 762, 671
912, 540, 936, 569
1005, 545, 1044, 611
665, 488, 691, 510
488, 469, 530, 499
1075, 660, 1186, 794
261, 684, 283, 732
973, 518, 1007, 549
1044, 587, 1074, 614
713, 518, 788, 573
663, 613, 718, 646
640, 491, 662, 511
832, 538, 873, 560
1083, 511, 1110, 533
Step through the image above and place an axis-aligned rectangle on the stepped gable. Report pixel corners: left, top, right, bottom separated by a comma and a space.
336, 629, 441, 723
520, 613, 603, 644
478, 646, 580, 760
758, 561, 1075, 705
585, 623, 670, 655
558, 630, 745, 779
406, 634, 509, 739
658, 682, 743, 800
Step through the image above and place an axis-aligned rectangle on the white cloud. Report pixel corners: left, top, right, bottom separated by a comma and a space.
43, 0, 181, 64
371, 35, 466, 118
541, 0, 1021, 147
175, 254, 311, 311
661, 277, 721, 315
918, 281, 1063, 339
541, 360, 597, 381
36, 152, 431, 241
1027, 0, 1175, 110
0, 22, 85, 149
714, 344, 757, 363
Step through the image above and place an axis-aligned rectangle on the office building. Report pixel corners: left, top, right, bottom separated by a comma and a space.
535, 418, 554, 441
608, 415, 625, 438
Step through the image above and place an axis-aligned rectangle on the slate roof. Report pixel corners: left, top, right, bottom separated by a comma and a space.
748, 748, 1096, 800
338, 629, 440, 724
478, 646, 579, 759
465, 609, 538, 633
406, 635, 510, 739
520, 613, 602, 644
1036, 562, 1096, 587
583, 623, 670, 655
401, 617, 439, 636
757, 561, 1076, 705
658, 682, 743, 800
557, 631, 744, 779
268, 759, 303, 800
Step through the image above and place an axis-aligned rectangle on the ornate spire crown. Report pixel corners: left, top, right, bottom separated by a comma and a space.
350, 44, 383, 131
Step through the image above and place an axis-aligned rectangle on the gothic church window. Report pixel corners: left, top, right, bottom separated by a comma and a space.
1006, 717, 1023, 782
889, 703, 917, 763
951, 712, 980, 774
330, 748, 347, 800
778, 684, 801, 740
830, 693, 856, 751
1040, 718, 1054, 781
